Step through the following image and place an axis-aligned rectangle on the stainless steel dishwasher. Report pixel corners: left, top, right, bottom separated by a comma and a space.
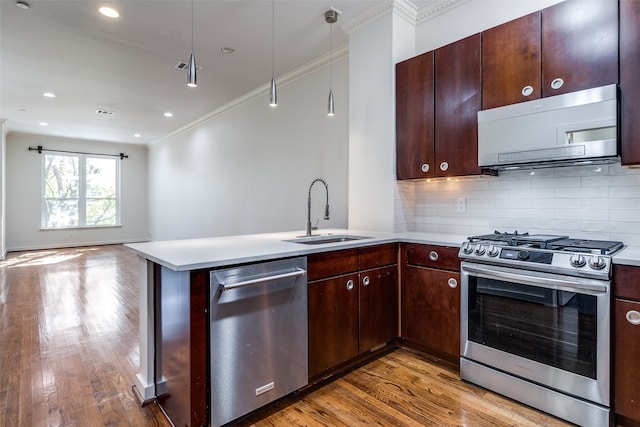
209, 257, 308, 426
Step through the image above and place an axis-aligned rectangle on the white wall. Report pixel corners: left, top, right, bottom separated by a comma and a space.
6, 134, 148, 251
147, 57, 350, 241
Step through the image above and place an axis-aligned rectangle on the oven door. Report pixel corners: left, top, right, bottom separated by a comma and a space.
461, 261, 610, 406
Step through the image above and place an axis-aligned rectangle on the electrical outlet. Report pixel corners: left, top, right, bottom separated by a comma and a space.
456, 198, 467, 213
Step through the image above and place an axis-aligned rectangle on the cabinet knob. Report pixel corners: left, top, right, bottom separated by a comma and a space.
346, 279, 354, 291
521, 85, 534, 97
439, 162, 449, 171
550, 78, 564, 90
421, 163, 430, 173
429, 251, 439, 261
626, 310, 640, 326
362, 276, 370, 286
448, 278, 458, 289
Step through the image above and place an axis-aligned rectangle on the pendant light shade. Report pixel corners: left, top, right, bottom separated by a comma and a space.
269, 0, 278, 107
325, 9, 338, 117
188, 51, 197, 88
327, 90, 334, 117
187, 0, 197, 88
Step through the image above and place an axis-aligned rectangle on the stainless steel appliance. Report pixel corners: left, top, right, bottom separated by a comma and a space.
459, 232, 623, 427
209, 257, 308, 427
478, 84, 618, 170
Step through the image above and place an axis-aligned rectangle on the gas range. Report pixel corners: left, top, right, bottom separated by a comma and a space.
459, 231, 624, 279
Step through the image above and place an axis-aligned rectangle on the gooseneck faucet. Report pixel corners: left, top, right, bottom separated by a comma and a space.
306, 178, 330, 236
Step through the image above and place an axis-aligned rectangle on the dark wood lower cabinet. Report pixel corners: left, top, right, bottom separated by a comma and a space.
615, 299, 640, 423
359, 265, 398, 353
308, 273, 360, 378
401, 266, 460, 360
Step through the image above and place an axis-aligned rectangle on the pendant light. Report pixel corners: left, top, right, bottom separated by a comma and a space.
269, 0, 277, 106
325, 10, 338, 117
187, 0, 197, 88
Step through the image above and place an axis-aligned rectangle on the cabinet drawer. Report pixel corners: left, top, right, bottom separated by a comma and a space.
405, 243, 460, 271
307, 249, 358, 281
614, 265, 640, 300
359, 243, 398, 270
615, 298, 640, 420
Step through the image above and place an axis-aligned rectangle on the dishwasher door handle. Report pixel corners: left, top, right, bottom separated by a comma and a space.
218, 268, 307, 291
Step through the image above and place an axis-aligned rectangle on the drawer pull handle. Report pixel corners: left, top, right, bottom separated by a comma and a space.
363, 276, 370, 286
626, 310, 640, 325
448, 278, 458, 289
521, 85, 534, 96
440, 162, 449, 171
429, 251, 439, 261
421, 163, 430, 173
346, 280, 354, 291
550, 78, 564, 90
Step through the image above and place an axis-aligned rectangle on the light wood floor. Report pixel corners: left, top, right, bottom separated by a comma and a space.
0, 245, 573, 426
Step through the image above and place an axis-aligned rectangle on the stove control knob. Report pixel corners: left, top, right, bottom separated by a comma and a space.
589, 256, 607, 270
487, 246, 500, 257
518, 250, 530, 260
462, 242, 474, 254
475, 245, 486, 256
570, 254, 586, 267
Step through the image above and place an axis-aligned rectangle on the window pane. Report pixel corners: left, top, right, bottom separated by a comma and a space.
86, 158, 116, 198
44, 155, 79, 198
86, 198, 117, 226
44, 199, 79, 227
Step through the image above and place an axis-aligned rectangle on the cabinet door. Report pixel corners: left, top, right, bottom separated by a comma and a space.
434, 34, 482, 177
541, 0, 618, 97
401, 266, 460, 358
396, 52, 435, 180
308, 273, 359, 378
615, 299, 640, 421
621, 0, 640, 166
359, 265, 398, 353
482, 12, 542, 109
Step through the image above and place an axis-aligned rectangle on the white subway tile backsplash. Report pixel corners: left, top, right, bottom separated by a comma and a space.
396, 161, 640, 244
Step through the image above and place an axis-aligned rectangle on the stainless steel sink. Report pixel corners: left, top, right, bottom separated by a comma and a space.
284, 234, 371, 245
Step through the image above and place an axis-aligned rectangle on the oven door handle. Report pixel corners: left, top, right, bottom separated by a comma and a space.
462, 263, 608, 294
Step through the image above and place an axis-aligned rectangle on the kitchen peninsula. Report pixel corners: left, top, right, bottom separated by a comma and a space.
125, 229, 640, 427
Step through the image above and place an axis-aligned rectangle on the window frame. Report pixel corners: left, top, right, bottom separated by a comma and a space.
41, 152, 122, 229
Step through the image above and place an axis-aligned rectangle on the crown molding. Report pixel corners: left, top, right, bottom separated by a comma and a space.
341, 1, 395, 34
153, 45, 349, 145
416, 0, 473, 25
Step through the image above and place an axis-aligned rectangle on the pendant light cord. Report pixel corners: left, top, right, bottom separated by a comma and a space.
191, 0, 194, 52
329, 21, 333, 91
271, 0, 275, 78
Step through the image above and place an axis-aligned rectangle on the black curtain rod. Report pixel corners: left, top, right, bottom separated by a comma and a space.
28, 145, 128, 159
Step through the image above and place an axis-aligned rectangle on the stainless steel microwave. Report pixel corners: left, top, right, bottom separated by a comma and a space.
477, 84, 618, 170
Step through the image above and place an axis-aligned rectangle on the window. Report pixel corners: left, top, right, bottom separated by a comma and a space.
42, 153, 120, 228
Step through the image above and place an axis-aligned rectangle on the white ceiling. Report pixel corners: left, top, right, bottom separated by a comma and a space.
1, 0, 403, 145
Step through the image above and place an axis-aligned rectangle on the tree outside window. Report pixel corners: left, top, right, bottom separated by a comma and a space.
43, 154, 120, 228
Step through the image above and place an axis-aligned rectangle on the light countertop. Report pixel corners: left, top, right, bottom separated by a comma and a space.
125, 229, 467, 271
125, 229, 640, 271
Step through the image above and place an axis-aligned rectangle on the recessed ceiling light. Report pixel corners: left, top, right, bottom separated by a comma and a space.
99, 6, 119, 18
43, 92, 56, 98
164, 112, 173, 117
134, 133, 141, 138
39, 122, 48, 126
16, 1, 30, 10
220, 47, 235, 54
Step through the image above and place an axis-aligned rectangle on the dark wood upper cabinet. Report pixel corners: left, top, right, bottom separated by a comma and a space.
434, 33, 482, 177
541, 0, 618, 97
482, 0, 618, 109
620, 0, 640, 166
482, 12, 542, 109
396, 51, 435, 179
